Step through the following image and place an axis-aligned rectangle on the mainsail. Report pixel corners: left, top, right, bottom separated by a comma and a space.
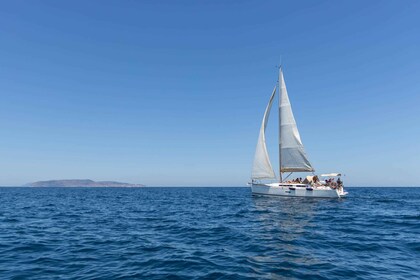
279, 68, 314, 172
252, 86, 277, 179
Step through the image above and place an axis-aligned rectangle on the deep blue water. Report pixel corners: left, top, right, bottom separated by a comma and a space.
0, 187, 419, 279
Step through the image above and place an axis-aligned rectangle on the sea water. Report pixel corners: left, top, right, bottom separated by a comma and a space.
0, 187, 418, 279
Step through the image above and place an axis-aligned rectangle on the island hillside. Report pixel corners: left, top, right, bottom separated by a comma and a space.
26, 179, 144, 187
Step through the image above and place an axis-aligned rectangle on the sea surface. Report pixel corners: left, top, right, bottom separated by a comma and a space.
0, 187, 419, 279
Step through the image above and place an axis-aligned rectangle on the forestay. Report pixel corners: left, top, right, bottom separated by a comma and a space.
279, 68, 314, 172
252, 86, 277, 179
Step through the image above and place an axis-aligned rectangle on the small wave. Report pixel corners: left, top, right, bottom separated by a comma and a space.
0, 187, 419, 279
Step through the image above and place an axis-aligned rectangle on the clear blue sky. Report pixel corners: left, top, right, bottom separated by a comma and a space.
1, 1, 419, 186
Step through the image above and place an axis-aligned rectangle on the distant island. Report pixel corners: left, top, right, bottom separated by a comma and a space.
26, 179, 145, 188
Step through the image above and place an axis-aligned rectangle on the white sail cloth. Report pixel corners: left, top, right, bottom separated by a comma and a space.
279, 68, 314, 172
252, 87, 277, 179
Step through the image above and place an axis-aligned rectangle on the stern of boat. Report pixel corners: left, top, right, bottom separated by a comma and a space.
338, 189, 348, 197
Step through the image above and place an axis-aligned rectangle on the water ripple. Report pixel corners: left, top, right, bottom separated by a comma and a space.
0, 187, 419, 279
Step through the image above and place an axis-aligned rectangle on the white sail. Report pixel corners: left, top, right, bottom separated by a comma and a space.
279, 68, 314, 172
252, 86, 277, 179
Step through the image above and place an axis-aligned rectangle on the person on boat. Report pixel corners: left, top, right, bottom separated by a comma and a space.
337, 178, 343, 191
311, 175, 321, 187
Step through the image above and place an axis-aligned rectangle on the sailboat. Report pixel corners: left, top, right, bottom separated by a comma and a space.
250, 67, 347, 198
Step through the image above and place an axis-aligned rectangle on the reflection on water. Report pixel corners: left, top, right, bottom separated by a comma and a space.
252, 195, 319, 239
250, 195, 345, 273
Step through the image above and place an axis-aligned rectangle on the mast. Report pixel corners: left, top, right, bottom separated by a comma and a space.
278, 65, 282, 183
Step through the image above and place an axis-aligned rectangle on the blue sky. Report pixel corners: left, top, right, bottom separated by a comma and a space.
0, 1, 419, 186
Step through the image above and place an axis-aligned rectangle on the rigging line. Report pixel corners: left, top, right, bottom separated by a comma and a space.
283, 172, 293, 181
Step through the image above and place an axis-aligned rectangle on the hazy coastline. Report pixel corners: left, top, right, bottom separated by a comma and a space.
25, 179, 144, 188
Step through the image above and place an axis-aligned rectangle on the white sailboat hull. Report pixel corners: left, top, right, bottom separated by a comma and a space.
251, 183, 347, 198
